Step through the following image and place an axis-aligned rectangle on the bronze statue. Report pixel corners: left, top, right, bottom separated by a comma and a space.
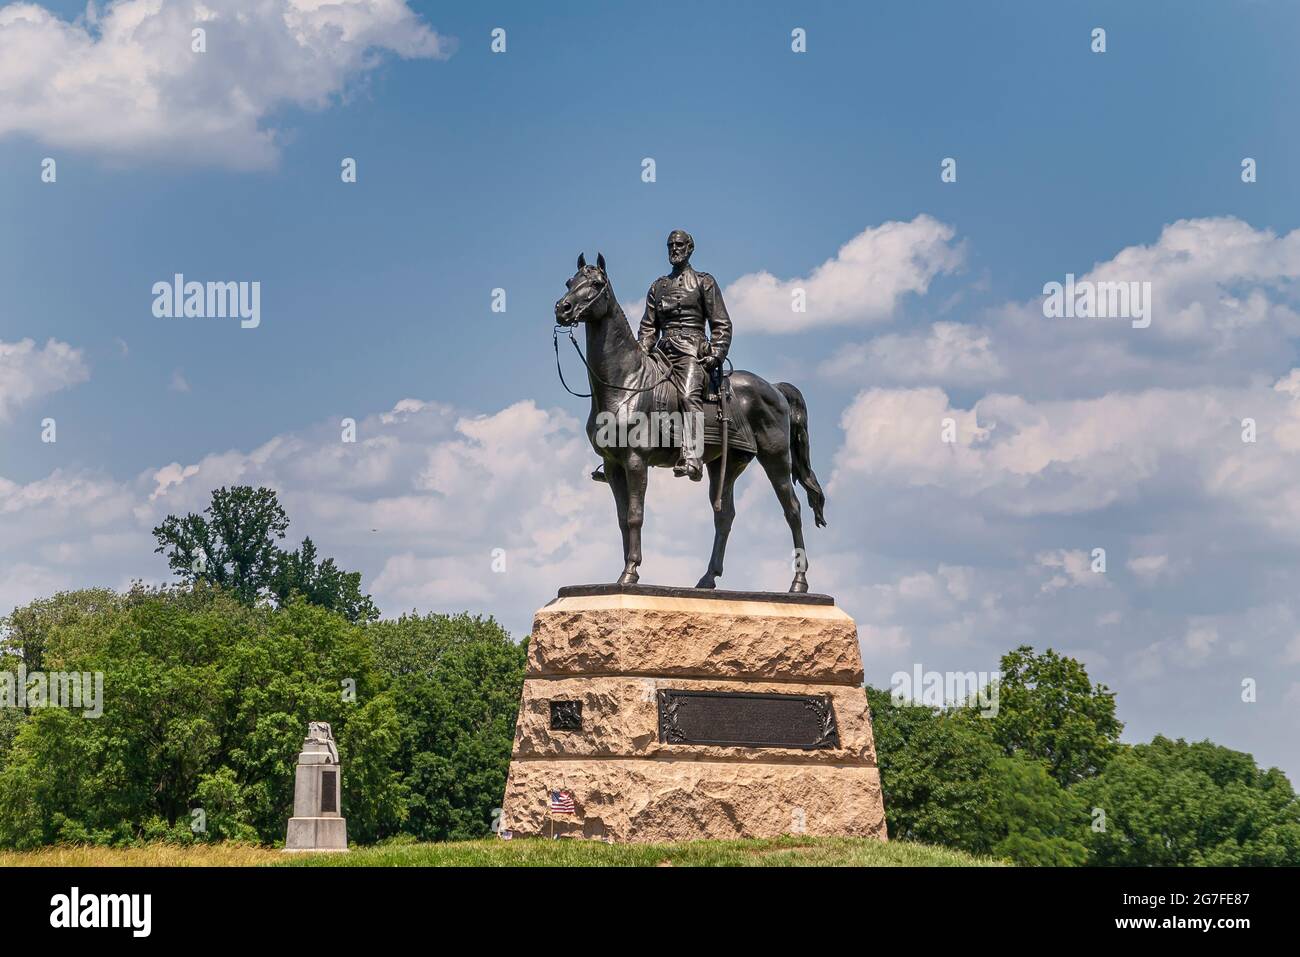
553, 236, 827, 593
638, 230, 731, 481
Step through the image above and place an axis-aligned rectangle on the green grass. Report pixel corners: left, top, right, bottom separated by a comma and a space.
0, 837, 1002, 867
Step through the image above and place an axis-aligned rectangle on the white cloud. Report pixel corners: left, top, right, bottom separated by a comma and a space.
1127, 554, 1170, 582
1037, 549, 1108, 593
725, 216, 964, 332
0, 337, 89, 420
821, 321, 1004, 386
986, 217, 1300, 397
0, 0, 453, 169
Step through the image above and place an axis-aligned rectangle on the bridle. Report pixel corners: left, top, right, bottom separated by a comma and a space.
553, 272, 673, 401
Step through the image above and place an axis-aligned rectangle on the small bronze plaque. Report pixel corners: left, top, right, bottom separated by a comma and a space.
321, 769, 337, 813
657, 689, 839, 749
549, 699, 583, 731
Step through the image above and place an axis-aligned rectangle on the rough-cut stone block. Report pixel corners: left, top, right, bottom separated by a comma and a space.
501, 758, 886, 843
528, 593, 864, 684
500, 589, 887, 844
513, 675, 878, 765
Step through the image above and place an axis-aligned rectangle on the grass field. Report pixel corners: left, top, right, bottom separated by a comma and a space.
0, 836, 1001, 867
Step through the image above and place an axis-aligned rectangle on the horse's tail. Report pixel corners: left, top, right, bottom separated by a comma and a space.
775, 382, 827, 528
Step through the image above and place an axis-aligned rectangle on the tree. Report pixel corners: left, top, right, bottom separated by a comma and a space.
270, 537, 378, 624
153, 486, 377, 621
376, 613, 526, 841
1075, 736, 1300, 866
1, 588, 122, 673
868, 687, 1091, 865
987, 755, 1088, 865
0, 589, 525, 850
989, 645, 1122, 785
866, 687, 1002, 852
152, 486, 288, 604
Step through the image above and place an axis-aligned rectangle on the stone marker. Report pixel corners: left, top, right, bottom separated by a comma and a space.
498, 585, 888, 843
284, 721, 348, 852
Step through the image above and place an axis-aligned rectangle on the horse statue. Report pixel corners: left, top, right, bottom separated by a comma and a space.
554, 253, 826, 592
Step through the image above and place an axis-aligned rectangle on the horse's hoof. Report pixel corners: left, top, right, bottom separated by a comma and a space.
616, 571, 639, 586
789, 577, 809, 594
695, 576, 716, 589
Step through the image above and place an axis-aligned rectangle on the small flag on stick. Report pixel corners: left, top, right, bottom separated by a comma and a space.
550, 788, 575, 814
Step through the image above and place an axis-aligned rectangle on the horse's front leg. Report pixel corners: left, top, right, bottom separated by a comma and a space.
616, 452, 647, 585
606, 461, 631, 568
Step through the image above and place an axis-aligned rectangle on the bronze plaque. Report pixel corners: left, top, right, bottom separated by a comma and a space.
321, 769, 337, 813
549, 699, 583, 731
657, 689, 839, 749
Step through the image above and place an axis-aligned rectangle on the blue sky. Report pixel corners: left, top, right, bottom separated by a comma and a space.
3, 1, 1300, 782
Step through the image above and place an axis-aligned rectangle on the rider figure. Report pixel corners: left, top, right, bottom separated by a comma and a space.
638, 230, 732, 481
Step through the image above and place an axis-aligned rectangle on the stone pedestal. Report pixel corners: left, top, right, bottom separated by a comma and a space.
284, 721, 348, 853
499, 585, 887, 843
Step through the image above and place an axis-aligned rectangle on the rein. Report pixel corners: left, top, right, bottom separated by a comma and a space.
552, 323, 674, 400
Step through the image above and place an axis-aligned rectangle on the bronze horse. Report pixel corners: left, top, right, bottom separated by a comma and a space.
554, 254, 826, 592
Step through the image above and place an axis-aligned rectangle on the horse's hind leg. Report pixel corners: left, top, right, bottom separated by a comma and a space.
758, 448, 809, 593
697, 452, 751, 589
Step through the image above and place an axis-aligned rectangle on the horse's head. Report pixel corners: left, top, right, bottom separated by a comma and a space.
555, 252, 613, 326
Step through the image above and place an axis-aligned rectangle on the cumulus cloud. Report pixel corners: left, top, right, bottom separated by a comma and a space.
986, 217, 1300, 396
0, 338, 89, 420
0, 396, 797, 631
820, 321, 1004, 386
0, 0, 454, 169
1037, 549, 1108, 593
725, 216, 964, 332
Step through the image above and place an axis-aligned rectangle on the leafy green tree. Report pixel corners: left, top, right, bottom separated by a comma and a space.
152, 486, 377, 621
989, 645, 1122, 785
0, 588, 526, 850
152, 486, 289, 604
0, 586, 386, 847
867, 687, 1002, 852
377, 613, 526, 841
1075, 736, 1300, 866
987, 755, 1088, 865
1, 588, 122, 673
270, 537, 378, 624
869, 687, 1091, 865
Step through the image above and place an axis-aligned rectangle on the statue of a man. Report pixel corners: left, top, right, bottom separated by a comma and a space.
638, 230, 733, 481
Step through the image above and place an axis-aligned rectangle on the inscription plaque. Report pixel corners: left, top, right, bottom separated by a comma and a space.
321, 769, 337, 813
657, 689, 839, 749
549, 699, 583, 731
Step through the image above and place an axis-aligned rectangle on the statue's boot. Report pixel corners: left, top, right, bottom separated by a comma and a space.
672, 360, 706, 482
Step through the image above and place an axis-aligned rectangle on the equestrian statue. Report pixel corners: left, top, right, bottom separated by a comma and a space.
553, 230, 826, 593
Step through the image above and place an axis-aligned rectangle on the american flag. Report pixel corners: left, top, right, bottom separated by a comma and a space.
549, 789, 575, 814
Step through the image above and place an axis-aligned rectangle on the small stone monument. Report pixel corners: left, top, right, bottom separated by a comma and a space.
284, 721, 348, 852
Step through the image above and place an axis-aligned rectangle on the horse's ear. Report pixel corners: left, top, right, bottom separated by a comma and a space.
577, 252, 586, 270
597, 252, 606, 273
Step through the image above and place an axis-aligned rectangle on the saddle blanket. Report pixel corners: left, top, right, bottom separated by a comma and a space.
648, 369, 757, 455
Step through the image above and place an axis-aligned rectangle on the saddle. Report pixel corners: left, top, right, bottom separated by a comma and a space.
647, 353, 757, 455
588, 357, 756, 483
